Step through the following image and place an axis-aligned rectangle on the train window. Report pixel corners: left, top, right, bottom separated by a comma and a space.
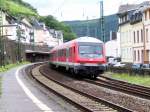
66, 48, 69, 57
63, 49, 66, 57
69, 48, 72, 57
58, 50, 60, 57
62, 49, 63, 56
60, 50, 62, 57
59, 50, 61, 57
79, 45, 103, 58
71, 47, 75, 57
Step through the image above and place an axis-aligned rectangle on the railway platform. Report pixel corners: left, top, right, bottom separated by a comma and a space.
0, 65, 79, 112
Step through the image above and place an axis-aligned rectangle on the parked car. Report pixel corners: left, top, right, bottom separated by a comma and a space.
113, 62, 125, 67
132, 64, 142, 70
141, 64, 150, 69
107, 58, 119, 67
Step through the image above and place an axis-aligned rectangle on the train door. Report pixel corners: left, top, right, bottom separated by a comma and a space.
69, 47, 72, 62
72, 46, 75, 62
66, 48, 69, 70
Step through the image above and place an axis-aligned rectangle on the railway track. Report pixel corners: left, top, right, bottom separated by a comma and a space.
28, 64, 132, 112
84, 75, 150, 99
100, 75, 150, 91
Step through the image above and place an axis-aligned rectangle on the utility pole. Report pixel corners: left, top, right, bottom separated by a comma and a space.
95, 27, 97, 38
86, 16, 89, 37
0, 8, 2, 66
0, 8, 5, 66
100, 1, 105, 42
17, 20, 21, 63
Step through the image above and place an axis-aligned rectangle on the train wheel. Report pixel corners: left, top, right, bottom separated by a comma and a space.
70, 68, 79, 78
70, 68, 75, 75
49, 64, 54, 69
90, 74, 97, 80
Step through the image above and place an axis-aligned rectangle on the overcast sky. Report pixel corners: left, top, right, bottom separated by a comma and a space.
23, 0, 146, 21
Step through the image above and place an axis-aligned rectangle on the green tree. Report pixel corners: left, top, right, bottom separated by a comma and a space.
39, 15, 77, 41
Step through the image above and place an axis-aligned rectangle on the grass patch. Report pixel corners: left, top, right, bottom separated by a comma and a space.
0, 61, 30, 72
111, 73, 150, 87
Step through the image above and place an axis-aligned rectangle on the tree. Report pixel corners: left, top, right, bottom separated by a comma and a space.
39, 15, 77, 41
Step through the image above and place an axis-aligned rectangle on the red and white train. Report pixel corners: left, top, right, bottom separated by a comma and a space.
49, 36, 106, 79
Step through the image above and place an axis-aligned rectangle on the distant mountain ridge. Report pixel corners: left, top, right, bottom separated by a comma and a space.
64, 14, 118, 42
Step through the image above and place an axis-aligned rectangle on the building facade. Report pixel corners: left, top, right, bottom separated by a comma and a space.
143, 7, 150, 63
105, 40, 120, 58
32, 20, 63, 47
118, 11, 133, 63
118, 1, 150, 64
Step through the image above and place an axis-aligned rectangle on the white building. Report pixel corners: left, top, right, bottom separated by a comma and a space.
1, 14, 34, 44
32, 20, 63, 47
118, 1, 150, 64
105, 40, 120, 58
118, 13, 133, 63
1, 10, 63, 48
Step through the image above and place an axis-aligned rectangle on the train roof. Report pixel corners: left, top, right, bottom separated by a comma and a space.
75, 36, 103, 43
50, 37, 103, 52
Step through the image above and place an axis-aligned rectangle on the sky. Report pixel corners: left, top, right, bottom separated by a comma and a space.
23, 0, 147, 21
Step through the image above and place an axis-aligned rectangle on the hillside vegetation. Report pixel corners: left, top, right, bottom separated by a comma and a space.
0, 0, 38, 17
5, 0, 37, 16
0, 0, 76, 41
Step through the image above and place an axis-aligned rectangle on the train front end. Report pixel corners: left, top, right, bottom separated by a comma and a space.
74, 37, 106, 79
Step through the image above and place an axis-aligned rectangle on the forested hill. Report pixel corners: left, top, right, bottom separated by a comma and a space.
0, 0, 38, 17
64, 14, 118, 42
0, 0, 76, 41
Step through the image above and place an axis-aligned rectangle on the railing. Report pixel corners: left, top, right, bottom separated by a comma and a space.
107, 66, 150, 75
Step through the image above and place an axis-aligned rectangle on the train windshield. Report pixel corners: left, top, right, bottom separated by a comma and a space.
79, 44, 103, 58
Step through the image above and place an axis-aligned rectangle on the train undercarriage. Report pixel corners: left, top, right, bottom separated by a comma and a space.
49, 62, 105, 79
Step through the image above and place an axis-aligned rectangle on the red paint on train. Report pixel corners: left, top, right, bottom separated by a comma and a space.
49, 37, 106, 79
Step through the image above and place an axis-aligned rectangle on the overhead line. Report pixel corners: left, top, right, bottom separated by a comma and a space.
53, 0, 68, 15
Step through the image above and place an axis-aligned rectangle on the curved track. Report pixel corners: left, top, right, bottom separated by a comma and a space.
84, 75, 150, 99
27, 63, 132, 112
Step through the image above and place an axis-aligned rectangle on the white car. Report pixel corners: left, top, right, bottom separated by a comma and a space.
113, 62, 125, 67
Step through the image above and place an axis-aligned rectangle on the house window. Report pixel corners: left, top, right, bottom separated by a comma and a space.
146, 28, 148, 42
145, 11, 147, 20
138, 50, 140, 61
142, 50, 144, 63
134, 50, 136, 61
141, 29, 143, 42
125, 15, 127, 21
149, 10, 150, 19
146, 50, 149, 62
134, 31, 136, 43
137, 30, 139, 43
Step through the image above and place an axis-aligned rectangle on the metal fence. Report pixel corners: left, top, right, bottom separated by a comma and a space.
107, 67, 150, 75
